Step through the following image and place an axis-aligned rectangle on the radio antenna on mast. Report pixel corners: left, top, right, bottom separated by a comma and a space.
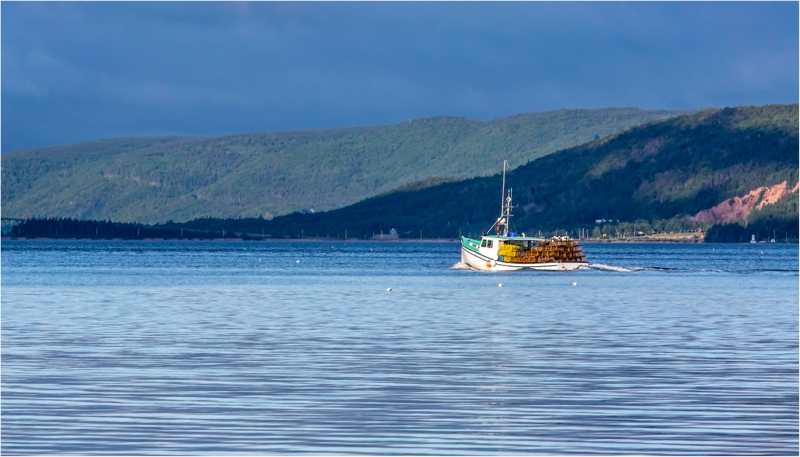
500, 160, 507, 219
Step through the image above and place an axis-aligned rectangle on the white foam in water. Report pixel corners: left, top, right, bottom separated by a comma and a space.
589, 263, 639, 272
455, 262, 644, 272
455, 261, 644, 273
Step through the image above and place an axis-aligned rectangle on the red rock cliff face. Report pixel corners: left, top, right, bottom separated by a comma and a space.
691, 181, 799, 223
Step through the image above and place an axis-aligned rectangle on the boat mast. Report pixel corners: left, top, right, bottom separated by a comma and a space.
496, 160, 512, 236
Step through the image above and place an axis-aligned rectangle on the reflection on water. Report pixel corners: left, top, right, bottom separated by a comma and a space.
2, 241, 798, 455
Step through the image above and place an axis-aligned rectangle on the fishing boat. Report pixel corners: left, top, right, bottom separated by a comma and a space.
460, 161, 589, 271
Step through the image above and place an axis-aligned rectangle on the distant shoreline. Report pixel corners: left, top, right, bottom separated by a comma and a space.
0, 236, 459, 243
3, 236, 793, 244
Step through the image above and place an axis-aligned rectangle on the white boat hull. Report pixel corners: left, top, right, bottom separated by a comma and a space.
461, 244, 588, 272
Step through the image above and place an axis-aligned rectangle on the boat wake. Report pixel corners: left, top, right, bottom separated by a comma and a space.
454, 262, 679, 273
589, 263, 639, 272
589, 263, 676, 272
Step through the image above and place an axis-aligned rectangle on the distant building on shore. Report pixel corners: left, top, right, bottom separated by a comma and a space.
371, 228, 399, 240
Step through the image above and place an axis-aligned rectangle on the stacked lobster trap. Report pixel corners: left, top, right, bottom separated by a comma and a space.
498, 238, 587, 264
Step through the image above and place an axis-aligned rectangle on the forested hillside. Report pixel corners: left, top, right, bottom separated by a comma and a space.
168, 104, 798, 240
2, 108, 688, 223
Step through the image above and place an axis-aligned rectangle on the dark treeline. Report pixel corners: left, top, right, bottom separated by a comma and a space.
705, 221, 798, 243
7, 218, 225, 240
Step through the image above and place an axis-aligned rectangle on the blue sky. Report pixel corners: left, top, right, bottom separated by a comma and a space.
2, 2, 798, 152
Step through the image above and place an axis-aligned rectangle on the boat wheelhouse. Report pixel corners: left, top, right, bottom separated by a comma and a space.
460, 161, 589, 271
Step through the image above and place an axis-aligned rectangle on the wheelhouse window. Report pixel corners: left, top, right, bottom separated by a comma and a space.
487, 240, 493, 248
480, 240, 487, 247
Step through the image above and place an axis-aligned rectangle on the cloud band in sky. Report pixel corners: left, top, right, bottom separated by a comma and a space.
2, 1, 797, 152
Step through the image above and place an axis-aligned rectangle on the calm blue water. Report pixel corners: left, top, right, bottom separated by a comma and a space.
2, 241, 798, 455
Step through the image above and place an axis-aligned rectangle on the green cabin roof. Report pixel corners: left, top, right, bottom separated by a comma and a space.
462, 235, 545, 242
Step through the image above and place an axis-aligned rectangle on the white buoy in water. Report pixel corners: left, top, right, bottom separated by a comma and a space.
573, 282, 577, 286
498, 283, 503, 288
387, 288, 392, 292
296, 260, 300, 263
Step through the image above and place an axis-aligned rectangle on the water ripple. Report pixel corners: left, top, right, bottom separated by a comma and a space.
2, 242, 798, 455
